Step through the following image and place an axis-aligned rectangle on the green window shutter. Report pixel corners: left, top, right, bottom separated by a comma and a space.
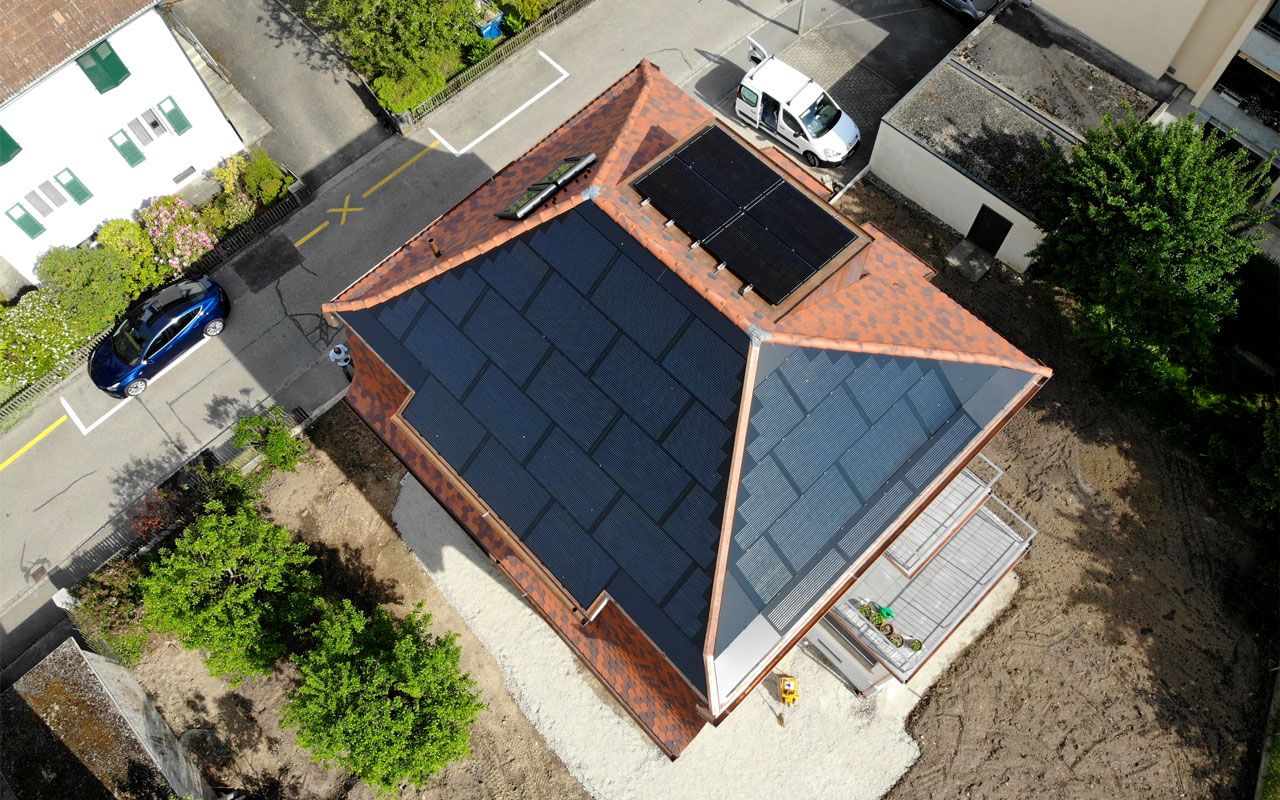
110, 130, 145, 167
6, 204, 45, 239
0, 126, 19, 165
157, 96, 191, 135
55, 169, 93, 205
77, 40, 130, 93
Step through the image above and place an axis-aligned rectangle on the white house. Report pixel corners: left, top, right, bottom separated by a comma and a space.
0, 0, 243, 294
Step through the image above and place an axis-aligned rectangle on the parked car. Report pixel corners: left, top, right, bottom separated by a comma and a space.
933, 0, 1000, 21
734, 38, 861, 167
89, 276, 229, 398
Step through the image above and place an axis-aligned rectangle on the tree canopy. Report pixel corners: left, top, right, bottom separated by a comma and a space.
306, 0, 478, 79
141, 503, 318, 682
283, 600, 484, 796
1030, 109, 1272, 368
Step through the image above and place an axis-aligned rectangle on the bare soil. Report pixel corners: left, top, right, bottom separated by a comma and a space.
131, 403, 591, 800
839, 181, 1274, 800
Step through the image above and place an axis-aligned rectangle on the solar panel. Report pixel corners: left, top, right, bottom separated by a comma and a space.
675, 126, 780, 206
747, 183, 856, 271
634, 159, 739, 242
703, 215, 816, 305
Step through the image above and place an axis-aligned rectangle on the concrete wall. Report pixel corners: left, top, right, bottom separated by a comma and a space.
0, 9, 241, 286
1034, 0, 1209, 78
80, 646, 213, 800
1179, 0, 1272, 103
868, 121, 1041, 272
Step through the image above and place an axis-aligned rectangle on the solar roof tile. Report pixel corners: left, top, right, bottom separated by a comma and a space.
527, 352, 618, 450
463, 439, 550, 537
772, 388, 863, 492
595, 417, 691, 520
405, 305, 486, 398
422, 267, 486, 325
526, 273, 617, 373
735, 457, 798, 549
665, 486, 723, 569
736, 537, 791, 604
908, 369, 958, 433
904, 414, 979, 488
591, 337, 689, 439
778, 348, 859, 413
590, 254, 689, 358
664, 568, 711, 638
661, 319, 744, 422
595, 496, 691, 604
344, 309, 425, 387
462, 290, 550, 386
464, 365, 551, 462
401, 377, 486, 467
478, 242, 548, 310
528, 211, 615, 294
843, 401, 928, 500
767, 469, 862, 570
604, 571, 707, 694
746, 373, 805, 462
838, 480, 913, 558
765, 548, 845, 629
376, 289, 424, 339
747, 183, 855, 271
525, 504, 618, 606
528, 429, 619, 529
662, 402, 732, 492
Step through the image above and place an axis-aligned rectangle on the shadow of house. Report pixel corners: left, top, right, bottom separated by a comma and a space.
0, 638, 212, 800
869, 1, 1173, 273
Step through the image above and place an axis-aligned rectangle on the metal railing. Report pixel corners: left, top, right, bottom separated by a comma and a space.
395, 0, 598, 129
982, 493, 1038, 543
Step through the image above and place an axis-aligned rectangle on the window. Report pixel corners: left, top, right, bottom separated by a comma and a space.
55, 169, 92, 205
77, 40, 130, 93
157, 96, 191, 135
127, 118, 154, 146
140, 109, 168, 139
38, 181, 66, 209
738, 85, 759, 107
110, 129, 145, 167
6, 204, 44, 239
0, 126, 19, 165
781, 110, 803, 136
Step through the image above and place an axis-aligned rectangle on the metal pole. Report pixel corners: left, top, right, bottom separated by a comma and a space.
797, 0, 806, 35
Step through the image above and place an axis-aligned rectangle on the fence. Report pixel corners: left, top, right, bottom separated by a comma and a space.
396, 0, 599, 129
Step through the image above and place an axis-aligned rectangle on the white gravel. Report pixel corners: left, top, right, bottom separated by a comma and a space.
394, 476, 1018, 800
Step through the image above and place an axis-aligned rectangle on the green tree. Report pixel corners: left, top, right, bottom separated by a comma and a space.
283, 600, 484, 796
97, 219, 158, 277
36, 246, 141, 336
306, 0, 477, 80
1031, 110, 1273, 368
141, 503, 318, 683
233, 407, 310, 473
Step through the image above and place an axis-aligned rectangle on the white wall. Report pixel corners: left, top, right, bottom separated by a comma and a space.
869, 122, 1041, 272
1035, 0, 1210, 79
0, 9, 241, 285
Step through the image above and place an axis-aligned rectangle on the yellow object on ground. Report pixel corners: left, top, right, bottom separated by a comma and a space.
779, 675, 799, 706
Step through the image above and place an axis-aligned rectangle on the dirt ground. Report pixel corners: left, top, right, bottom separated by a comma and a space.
838, 181, 1274, 800
132, 404, 591, 800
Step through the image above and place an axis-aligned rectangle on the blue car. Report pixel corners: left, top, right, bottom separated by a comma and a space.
89, 276, 229, 398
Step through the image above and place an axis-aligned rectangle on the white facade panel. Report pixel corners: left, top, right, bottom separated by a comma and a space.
0, 9, 241, 284
869, 121, 1040, 272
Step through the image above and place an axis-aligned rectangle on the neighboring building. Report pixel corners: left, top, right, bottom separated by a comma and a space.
325, 61, 1050, 757
0, 638, 211, 800
870, 4, 1163, 271
0, 0, 242, 293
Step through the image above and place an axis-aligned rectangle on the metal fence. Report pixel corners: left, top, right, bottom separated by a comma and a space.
396, 0, 599, 129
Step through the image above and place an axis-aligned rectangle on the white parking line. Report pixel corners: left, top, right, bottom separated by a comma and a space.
60, 335, 213, 436
429, 51, 570, 156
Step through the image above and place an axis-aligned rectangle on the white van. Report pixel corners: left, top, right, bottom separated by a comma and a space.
733, 38, 861, 167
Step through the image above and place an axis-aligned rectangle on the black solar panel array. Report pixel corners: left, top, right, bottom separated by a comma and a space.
634, 126, 857, 304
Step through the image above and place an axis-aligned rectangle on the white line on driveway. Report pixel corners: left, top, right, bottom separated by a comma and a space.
429, 50, 570, 156
60, 335, 214, 436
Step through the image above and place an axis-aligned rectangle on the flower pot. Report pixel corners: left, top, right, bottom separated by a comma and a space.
870, 613, 884, 627
879, 623, 894, 636
889, 633, 904, 647
908, 639, 923, 652
858, 604, 873, 619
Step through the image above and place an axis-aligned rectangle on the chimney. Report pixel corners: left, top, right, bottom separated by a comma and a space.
427, 236, 441, 257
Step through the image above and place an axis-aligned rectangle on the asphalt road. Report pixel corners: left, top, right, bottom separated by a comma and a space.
0, 0, 974, 672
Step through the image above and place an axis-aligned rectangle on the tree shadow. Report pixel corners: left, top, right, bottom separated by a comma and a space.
182, 690, 265, 756
205, 389, 257, 429
255, 0, 346, 78
307, 539, 402, 614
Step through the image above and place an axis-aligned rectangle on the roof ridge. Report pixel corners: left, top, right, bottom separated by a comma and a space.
767, 329, 1052, 376
591, 62, 659, 186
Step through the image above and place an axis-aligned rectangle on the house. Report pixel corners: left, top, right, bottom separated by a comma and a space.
0, 0, 243, 295
323, 60, 1051, 757
0, 638, 212, 800
869, 3, 1165, 273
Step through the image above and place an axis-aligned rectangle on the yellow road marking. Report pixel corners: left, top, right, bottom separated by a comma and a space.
363, 141, 438, 199
0, 415, 67, 472
294, 220, 329, 247
327, 195, 364, 225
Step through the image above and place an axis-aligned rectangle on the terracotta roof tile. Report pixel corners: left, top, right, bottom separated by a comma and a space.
0, 0, 152, 103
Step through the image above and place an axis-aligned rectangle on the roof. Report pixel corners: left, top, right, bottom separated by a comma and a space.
747, 57, 813, 105
886, 3, 1163, 215
0, 0, 153, 104
327, 60, 1050, 751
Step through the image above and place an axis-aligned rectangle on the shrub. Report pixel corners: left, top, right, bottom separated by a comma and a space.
466, 37, 497, 65
97, 219, 156, 272
142, 502, 319, 683
372, 66, 446, 114
242, 147, 293, 205
233, 407, 310, 473
35, 246, 138, 336
216, 190, 257, 231
500, 8, 525, 35
0, 291, 80, 385
198, 203, 228, 237
183, 461, 264, 515
210, 153, 248, 195
141, 195, 217, 274
306, 0, 478, 81
283, 600, 484, 796
71, 560, 150, 666
504, 0, 547, 21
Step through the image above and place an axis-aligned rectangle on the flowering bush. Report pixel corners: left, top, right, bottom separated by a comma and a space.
0, 290, 81, 385
97, 219, 156, 270
242, 147, 293, 205
210, 153, 248, 195
216, 190, 257, 230
141, 195, 217, 273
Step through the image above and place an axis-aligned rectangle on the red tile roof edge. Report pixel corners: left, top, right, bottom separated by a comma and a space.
767, 329, 1052, 377
760, 146, 831, 198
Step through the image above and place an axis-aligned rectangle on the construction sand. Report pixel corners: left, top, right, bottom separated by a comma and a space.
394, 475, 1018, 800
